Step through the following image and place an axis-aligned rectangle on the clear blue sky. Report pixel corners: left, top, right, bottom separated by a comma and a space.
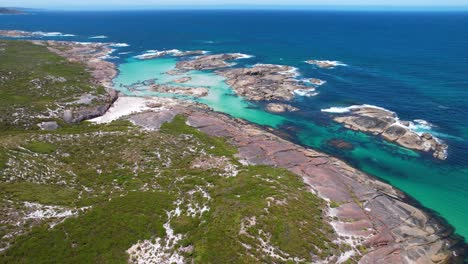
5, 0, 468, 10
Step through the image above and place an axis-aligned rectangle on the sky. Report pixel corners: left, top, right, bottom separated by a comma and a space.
4, 0, 468, 10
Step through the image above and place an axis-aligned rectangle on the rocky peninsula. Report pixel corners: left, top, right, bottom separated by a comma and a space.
323, 105, 448, 160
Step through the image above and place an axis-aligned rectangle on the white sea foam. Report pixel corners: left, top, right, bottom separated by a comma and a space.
118, 51, 132, 55
89, 35, 108, 39
134, 49, 209, 59
99, 48, 119, 60
233, 53, 254, 59
31, 31, 76, 37
305, 59, 348, 68
110, 43, 130, 47
294, 88, 318, 97
253, 63, 300, 77
410, 119, 433, 131
302, 78, 327, 86
321, 106, 353, 113
321, 104, 389, 113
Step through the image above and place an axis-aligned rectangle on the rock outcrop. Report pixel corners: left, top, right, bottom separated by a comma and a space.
265, 103, 299, 113
149, 84, 208, 97
326, 105, 448, 160
216, 64, 312, 101
175, 53, 246, 70
63, 89, 119, 124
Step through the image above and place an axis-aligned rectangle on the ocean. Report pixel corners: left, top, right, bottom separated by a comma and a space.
1, 10, 467, 240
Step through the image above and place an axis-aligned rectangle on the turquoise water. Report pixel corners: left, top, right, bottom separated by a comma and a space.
114, 57, 468, 240
114, 58, 285, 127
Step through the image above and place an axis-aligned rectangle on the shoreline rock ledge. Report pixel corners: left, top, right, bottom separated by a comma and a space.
324, 105, 448, 160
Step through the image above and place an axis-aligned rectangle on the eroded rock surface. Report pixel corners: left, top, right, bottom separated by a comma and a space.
265, 103, 299, 113
149, 84, 208, 98
175, 53, 247, 70
216, 64, 312, 101
328, 105, 448, 160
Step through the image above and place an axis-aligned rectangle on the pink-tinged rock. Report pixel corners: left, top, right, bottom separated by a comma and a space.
364, 230, 394, 247
334, 202, 369, 222
332, 219, 374, 237
359, 244, 403, 264
272, 150, 309, 168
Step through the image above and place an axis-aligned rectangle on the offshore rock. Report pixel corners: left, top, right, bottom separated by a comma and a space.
265, 103, 299, 113
328, 105, 448, 160
216, 64, 309, 101
176, 53, 246, 70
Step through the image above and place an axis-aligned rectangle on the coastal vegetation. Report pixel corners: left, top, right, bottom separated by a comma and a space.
0, 39, 340, 263
0, 40, 106, 131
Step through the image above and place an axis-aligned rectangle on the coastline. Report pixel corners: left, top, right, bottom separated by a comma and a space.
1, 34, 466, 262
70, 39, 466, 262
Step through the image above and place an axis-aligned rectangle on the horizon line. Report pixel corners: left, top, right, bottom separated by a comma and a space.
10, 5, 468, 12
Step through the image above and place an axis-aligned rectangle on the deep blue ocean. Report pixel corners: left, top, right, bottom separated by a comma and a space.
1, 10, 467, 239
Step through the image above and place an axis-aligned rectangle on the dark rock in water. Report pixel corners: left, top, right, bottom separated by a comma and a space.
173, 77, 191, 84
265, 103, 299, 113
142, 79, 156, 86
327, 139, 354, 150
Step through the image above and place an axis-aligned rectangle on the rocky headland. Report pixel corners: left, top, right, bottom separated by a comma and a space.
323, 105, 448, 160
